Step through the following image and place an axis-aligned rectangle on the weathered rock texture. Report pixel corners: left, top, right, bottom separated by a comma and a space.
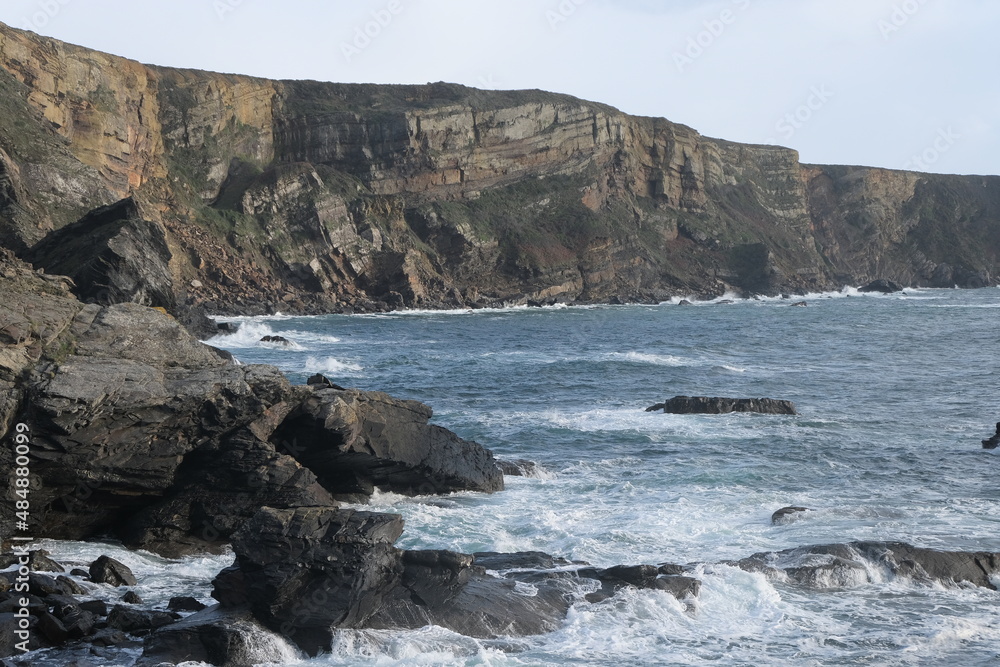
211, 506, 700, 657
732, 541, 1000, 591
0, 250, 502, 558
646, 396, 798, 415
0, 22, 997, 317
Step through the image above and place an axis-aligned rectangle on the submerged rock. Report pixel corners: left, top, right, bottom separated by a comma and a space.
496, 458, 548, 478
771, 506, 811, 524
646, 396, 798, 415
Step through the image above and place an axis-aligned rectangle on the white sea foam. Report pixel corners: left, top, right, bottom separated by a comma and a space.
204, 320, 281, 347
302, 355, 363, 375
616, 351, 689, 367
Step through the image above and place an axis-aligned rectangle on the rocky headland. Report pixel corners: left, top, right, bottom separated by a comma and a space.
0, 21, 998, 321
1, 20, 999, 666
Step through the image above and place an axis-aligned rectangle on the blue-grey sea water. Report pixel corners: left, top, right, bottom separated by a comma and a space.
32, 287, 1000, 666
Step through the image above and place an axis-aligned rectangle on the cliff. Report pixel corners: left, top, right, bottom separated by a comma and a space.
0, 22, 997, 314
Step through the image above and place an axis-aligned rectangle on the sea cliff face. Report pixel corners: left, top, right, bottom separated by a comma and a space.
0, 22, 997, 315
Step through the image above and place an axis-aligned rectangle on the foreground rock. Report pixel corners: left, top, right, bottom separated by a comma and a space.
646, 396, 798, 415
270, 388, 504, 499
732, 541, 1000, 590
982, 422, 1000, 449
209, 506, 702, 657
137, 607, 296, 667
0, 551, 172, 659
0, 251, 501, 555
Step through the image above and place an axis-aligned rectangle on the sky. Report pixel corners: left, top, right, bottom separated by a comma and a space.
0, 0, 997, 176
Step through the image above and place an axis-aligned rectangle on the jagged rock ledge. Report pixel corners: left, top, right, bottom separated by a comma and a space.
646, 396, 798, 415
730, 541, 1000, 591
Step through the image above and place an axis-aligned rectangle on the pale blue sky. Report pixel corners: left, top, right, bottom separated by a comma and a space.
1, 0, 996, 175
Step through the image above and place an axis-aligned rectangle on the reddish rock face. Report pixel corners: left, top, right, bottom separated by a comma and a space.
1, 21, 998, 316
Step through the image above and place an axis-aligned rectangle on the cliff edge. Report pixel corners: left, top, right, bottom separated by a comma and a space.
0, 22, 996, 314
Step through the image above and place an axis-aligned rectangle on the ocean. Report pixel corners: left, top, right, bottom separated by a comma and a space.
30, 287, 1000, 665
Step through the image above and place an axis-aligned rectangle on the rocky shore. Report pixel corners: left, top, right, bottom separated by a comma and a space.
3, 248, 1000, 665
0, 20, 999, 665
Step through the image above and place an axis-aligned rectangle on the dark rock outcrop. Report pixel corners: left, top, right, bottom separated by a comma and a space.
646, 396, 798, 415
982, 422, 1000, 449
733, 542, 1000, 590
215, 506, 703, 656
137, 606, 295, 667
260, 335, 292, 345
579, 564, 701, 604
0, 550, 63, 573
168, 597, 207, 613
25, 198, 175, 310
218, 506, 405, 656
89, 556, 137, 588
270, 388, 504, 499
858, 279, 904, 294
106, 605, 178, 634
0, 250, 502, 555
771, 506, 811, 524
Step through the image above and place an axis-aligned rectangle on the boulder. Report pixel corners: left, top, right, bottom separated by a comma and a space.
859, 279, 904, 294
89, 556, 137, 587
138, 606, 297, 667
270, 388, 504, 498
0, 550, 64, 573
306, 373, 345, 390
0, 612, 38, 657
168, 597, 208, 613
25, 198, 176, 310
218, 506, 405, 656
119, 425, 338, 557
646, 396, 798, 415
582, 564, 701, 604
106, 605, 177, 634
